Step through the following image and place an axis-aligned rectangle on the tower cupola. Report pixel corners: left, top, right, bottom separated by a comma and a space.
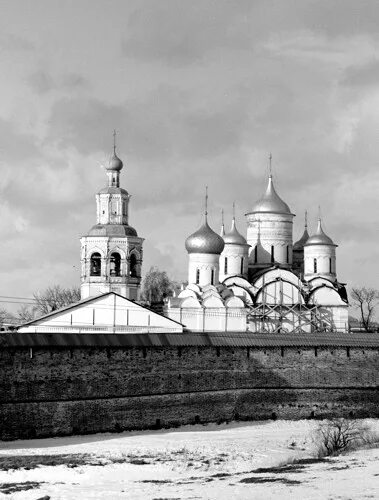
80, 132, 144, 300
304, 215, 337, 282
186, 188, 224, 287
246, 155, 294, 277
219, 204, 249, 281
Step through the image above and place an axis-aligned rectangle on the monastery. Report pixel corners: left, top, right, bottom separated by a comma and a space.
6, 138, 379, 442
19, 140, 348, 334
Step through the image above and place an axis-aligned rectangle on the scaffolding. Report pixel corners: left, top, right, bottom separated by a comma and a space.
247, 277, 341, 333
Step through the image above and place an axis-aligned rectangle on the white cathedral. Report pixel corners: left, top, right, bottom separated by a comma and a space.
18, 142, 348, 334
164, 171, 349, 333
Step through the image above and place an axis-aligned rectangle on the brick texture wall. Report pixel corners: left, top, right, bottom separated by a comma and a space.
1, 346, 378, 440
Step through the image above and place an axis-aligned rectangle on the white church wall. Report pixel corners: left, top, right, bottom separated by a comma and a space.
253, 269, 302, 290
256, 281, 304, 305
188, 253, 220, 286
304, 244, 336, 281
246, 213, 293, 269
219, 245, 249, 281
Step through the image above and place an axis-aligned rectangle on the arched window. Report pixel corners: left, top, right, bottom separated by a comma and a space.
211, 269, 215, 285
314, 258, 317, 273
271, 245, 274, 263
286, 246, 289, 264
129, 253, 138, 277
224, 257, 228, 274
196, 269, 200, 284
90, 252, 101, 276
110, 252, 121, 277
329, 257, 332, 274
240, 257, 244, 274
254, 246, 258, 263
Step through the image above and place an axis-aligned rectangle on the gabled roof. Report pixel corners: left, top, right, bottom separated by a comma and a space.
17, 292, 184, 329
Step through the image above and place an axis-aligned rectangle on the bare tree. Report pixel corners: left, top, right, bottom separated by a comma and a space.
350, 287, 379, 332
33, 285, 81, 316
17, 304, 36, 323
0, 307, 15, 327
141, 267, 175, 304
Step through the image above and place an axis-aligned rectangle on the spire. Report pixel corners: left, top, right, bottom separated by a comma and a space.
269, 152, 272, 178
204, 185, 208, 223
231, 201, 236, 230
113, 129, 117, 155
294, 209, 310, 250
220, 209, 225, 236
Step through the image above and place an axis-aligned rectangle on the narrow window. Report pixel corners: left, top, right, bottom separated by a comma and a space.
224, 257, 228, 274
254, 246, 258, 263
110, 252, 121, 277
271, 245, 274, 263
313, 258, 317, 273
286, 245, 289, 263
196, 269, 200, 284
90, 252, 101, 276
129, 253, 138, 277
329, 258, 332, 273
240, 257, 244, 274
211, 269, 215, 285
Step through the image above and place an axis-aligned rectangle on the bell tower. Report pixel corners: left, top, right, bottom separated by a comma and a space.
80, 132, 144, 300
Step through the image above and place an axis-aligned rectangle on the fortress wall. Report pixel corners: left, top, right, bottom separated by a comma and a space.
1, 345, 379, 440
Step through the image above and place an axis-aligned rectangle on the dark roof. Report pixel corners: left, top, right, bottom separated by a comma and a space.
98, 187, 129, 195
2, 331, 379, 348
87, 224, 138, 237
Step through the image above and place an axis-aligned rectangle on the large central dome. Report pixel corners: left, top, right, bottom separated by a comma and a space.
249, 176, 292, 215
185, 221, 225, 254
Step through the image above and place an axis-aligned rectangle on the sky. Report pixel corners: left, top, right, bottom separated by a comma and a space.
1, 0, 379, 306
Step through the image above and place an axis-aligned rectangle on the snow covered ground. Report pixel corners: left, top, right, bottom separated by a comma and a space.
1, 419, 379, 499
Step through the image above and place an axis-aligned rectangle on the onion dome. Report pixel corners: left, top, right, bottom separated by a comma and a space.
223, 219, 248, 246
185, 221, 225, 255
305, 218, 336, 247
106, 151, 123, 171
249, 175, 292, 215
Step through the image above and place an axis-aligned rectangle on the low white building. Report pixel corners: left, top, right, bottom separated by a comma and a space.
18, 292, 184, 334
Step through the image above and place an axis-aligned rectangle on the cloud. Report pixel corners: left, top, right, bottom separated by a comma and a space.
0, 33, 34, 52
121, 1, 253, 66
341, 59, 379, 88
28, 70, 89, 95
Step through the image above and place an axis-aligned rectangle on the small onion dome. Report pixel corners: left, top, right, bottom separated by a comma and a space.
106, 151, 123, 171
223, 219, 248, 246
249, 175, 292, 215
293, 227, 310, 250
305, 219, 336, 247
185, 221, 225, 254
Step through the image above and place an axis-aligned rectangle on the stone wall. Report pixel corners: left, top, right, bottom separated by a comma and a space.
1, 345, 379, 440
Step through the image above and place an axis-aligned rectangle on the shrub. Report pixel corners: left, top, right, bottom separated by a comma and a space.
314, 418, 378, 457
